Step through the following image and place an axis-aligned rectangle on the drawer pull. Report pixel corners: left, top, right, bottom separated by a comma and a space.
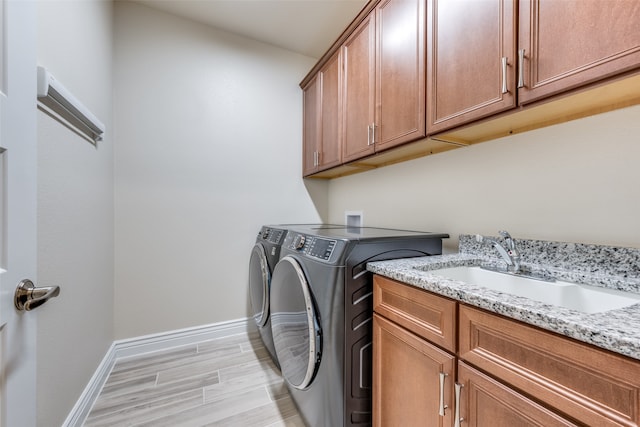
438, 372, 448, 416
454, 382, 464, 427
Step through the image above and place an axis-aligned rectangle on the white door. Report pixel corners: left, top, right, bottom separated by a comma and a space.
0, 1, 38, 427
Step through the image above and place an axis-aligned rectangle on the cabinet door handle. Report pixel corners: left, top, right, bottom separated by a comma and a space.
438, 372, 448, 416
314, 151, 319, 167
454, 382, 464, 427
367, 123, 376, 146
501, 57, 508, 94
518, 49, 525, 88
371, 123, 376, 145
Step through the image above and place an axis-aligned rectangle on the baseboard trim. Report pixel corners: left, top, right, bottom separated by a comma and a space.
61, 342, 117, 427
113, 317, 254, 360
62, 317, 254, 427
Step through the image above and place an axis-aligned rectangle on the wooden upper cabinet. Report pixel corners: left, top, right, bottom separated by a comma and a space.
319, 51, 342, 171
427, 0, 517, 134
518, 0, 640, 104
375, 0, 426, 151
303, 0, 640, 178
342, 13, 376, 163
302, 52, 342, 176
342, 0, 426, 162
302, 75, 320, 176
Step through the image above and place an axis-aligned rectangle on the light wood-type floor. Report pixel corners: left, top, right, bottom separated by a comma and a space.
84, 332, 305, 426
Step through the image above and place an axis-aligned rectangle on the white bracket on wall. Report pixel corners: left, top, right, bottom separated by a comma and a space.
36, 66, 105, 144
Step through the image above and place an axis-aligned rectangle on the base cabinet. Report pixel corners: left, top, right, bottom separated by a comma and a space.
458, 362, 577, 427
459, 305, 640, 427
373, 275, 640, 427
373, 314, 454, 427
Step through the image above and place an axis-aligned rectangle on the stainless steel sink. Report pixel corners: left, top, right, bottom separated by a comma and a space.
427, 266, 640, 314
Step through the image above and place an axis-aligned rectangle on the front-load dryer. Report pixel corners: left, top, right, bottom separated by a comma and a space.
248, 225, 288, 368
270, 226, 449, 427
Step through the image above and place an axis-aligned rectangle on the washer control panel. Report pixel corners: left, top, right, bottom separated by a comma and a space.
289, 234, 337, 261
260, 227, 285, 244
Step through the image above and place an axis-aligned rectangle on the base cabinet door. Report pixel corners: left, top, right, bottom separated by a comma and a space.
373, 313, 454, 427
457, 362, 578, 427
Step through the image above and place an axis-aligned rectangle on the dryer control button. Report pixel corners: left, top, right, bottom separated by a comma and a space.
293, 234, 306, 250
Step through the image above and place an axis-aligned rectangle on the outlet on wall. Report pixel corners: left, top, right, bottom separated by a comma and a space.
345, 211, 363, 229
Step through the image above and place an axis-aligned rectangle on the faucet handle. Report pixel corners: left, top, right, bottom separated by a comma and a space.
498, 230, 516, 249
498, 230, 511, 239
499, 231, 520, 268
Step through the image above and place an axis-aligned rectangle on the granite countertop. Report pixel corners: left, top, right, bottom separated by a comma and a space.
367, 234, 640, 361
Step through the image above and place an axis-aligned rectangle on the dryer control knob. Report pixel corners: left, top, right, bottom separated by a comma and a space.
262, 228, 270, 239
293, 234, 306, 250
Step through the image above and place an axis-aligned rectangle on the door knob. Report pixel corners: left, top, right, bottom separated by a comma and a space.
14, 279, 60, 311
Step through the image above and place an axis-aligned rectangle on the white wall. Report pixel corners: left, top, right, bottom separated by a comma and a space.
36, 1, 114, 426
113, 2, 325, 339
328, 104, 640, 252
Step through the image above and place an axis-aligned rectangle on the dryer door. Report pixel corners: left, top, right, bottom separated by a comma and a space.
249, 243, 270, 327
270, 256, 322, 390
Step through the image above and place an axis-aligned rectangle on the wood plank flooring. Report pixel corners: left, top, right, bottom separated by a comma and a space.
84, 332, 305, 426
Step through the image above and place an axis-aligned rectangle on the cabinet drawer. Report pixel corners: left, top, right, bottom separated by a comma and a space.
459, 305, 640, 427
458, 361, 578, 427
373, 275, 456, 353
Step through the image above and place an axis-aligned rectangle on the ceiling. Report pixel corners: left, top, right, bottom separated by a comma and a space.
132, 0, 369, 59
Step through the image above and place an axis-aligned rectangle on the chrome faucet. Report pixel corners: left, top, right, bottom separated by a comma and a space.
476, 231, 521, 273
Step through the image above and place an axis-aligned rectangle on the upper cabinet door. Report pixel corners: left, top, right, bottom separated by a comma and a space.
318, 51, 343, 171
342, 13, 376, 163
519, 0, 640, 105
427, 0, 517, 134
302, 75, 320, 177
375, 0, 426, 151
302, 53, 342, 177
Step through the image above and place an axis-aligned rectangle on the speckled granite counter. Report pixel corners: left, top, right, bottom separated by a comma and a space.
367, 234, 640, 361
